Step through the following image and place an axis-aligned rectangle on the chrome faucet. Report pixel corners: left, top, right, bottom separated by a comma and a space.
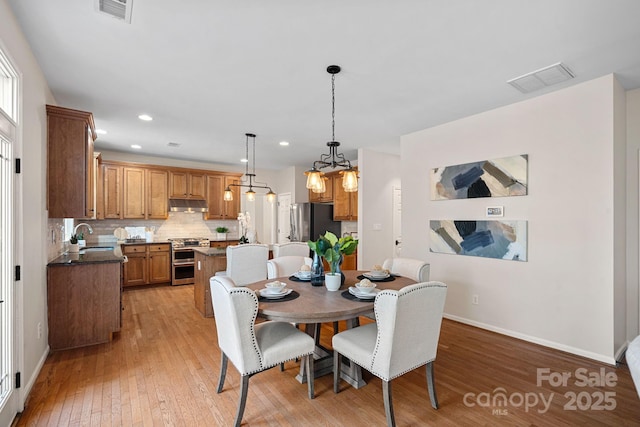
73, 222, 93, 236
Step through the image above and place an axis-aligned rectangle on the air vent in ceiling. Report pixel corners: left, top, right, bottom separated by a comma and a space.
94, 0, 133, 24
507, 62, 575, 94
167, 142, 181, 148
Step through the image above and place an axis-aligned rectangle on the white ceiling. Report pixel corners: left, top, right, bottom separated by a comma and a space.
8, 0, 640, 170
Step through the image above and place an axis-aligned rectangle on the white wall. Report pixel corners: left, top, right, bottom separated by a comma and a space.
1, 0, 55, 408
401, 75, 627, 364
626, 88, 640, 339
357, 148, 401, 269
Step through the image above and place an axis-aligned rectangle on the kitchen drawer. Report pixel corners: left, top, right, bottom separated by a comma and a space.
123, 245, 146, 254
149, 244, 170, 252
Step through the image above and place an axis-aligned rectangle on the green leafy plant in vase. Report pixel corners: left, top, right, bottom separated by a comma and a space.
308, 231, 358, 290
69, 234, 80, 253
215, 226, 229, 240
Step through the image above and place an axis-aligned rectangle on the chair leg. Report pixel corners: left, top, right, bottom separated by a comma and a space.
333, 321, 339, 334
426, 361, 439, 409
333, 350, 341, 393
217, 352, 228, 393
234, 375, 250, 427
280, 362, 285, 372
306, 354, 315, 399
382, 380, 396, 427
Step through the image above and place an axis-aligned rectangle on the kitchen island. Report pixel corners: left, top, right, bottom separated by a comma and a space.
193, 247, 226, 317
47, 249, 124, 350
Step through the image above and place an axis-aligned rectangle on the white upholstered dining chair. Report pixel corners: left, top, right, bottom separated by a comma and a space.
267, 255, 312, 279
628, 335, 640, 398
215, 243, 269, 286
382, 257, 430, 282
210, 276, 315, 427
333, 281, 447, 427
272, 242, 310, 258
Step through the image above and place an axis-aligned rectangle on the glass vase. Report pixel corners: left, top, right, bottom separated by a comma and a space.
310, 252, 324, 287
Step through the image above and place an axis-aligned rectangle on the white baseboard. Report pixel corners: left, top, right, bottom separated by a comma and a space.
615, 341, 629, 362
20, 345, 49, 410
443, 313, 617, 366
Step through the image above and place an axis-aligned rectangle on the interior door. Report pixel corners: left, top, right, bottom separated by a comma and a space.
392, 186, 402, 257
0, 115, 18, 426
277, 193, 291, 243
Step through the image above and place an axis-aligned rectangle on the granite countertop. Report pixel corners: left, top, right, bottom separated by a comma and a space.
193, 247, 227, 256
48, 248, 125, 266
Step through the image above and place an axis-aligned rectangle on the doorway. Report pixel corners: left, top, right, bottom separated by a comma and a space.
0, 46, 18, 425
277, 193, 291, 243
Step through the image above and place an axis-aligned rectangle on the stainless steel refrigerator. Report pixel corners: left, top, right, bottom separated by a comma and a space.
289, 203, 341, 242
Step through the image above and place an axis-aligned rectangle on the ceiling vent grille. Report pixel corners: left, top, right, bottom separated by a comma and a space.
507, 62, 575, 94
167, 142, 181, 148
94, 0, 133, 23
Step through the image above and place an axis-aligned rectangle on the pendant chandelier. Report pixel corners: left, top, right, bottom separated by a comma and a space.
224, 133, 276, 203
305, 65, 358, 193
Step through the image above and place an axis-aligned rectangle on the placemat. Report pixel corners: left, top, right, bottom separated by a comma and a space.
341, 290, 375, 302
356, 274, 396, 282
288, 275, 311, 283
258, 290, 300, 303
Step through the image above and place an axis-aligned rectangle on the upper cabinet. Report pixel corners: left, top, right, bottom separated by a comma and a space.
205, 174, 242, 220
122, 166, 168, 219
308, 175, 334, 203
170, 170, 206, 199
46, 105, 97, 219
307, 170, 358, 221
333, 173, 358, 221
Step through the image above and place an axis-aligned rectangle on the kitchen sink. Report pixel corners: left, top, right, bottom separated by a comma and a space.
79, 246, 115, 253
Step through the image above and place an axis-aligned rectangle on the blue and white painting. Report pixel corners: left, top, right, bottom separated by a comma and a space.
431, 155, 528, 200
430, 220, 527, 261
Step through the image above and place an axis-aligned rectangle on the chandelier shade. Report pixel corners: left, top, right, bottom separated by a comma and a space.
223, 133, 276, 203
305, 65, 358, 193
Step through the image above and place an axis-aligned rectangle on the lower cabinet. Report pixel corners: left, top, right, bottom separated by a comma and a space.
194, 251, 227, 317
47, 262, 122, 350
123, 243, 171, 287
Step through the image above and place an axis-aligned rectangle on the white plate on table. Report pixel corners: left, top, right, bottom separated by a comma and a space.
259, 288, 293, 299
363, 272, 390, 280
294, 272, 311, 280
348, 286, 380, 300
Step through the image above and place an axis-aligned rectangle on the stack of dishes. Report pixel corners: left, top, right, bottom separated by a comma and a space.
349, 279, 379, 299
362, 269, 390, 280
258, 281, 292, 299
294, 270, 311, 281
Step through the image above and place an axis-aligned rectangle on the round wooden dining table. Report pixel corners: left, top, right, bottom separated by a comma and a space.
247, 270, 417, 388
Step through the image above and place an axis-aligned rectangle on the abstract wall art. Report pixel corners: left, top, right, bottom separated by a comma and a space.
431, 154, 528, 200
430, 219, 527, 261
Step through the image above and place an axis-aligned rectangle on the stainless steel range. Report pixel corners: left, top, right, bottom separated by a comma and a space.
169, 237, 210, 285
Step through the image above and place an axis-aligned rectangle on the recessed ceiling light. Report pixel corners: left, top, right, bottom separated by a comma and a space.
240, 158, 249, 163
138, 114, 153, 121
96, 129, 107, 135
279, 141, 289, 146
131, 144, 142, 149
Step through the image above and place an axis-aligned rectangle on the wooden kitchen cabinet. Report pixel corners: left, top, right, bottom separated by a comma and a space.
46, 105, 97, 219
121, 166, 168, 219
47, 262, 121, 350
333, 174, 358, 221
194, 250, 227, 317
210, 240, 239, 249
308, 174, 333, 203
123, 243, 171, 287
170, 170, 206, 199
103, 163, 123, 219
147, 168, 169, 219
205, 173, 242, 220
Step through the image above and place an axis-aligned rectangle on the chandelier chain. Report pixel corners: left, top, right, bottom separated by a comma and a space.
331, 73, 336, 142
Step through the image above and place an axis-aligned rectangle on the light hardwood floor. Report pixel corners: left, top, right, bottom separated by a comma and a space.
15, 284, 640, 426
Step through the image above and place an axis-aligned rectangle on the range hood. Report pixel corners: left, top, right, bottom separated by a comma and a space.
169, 198, 208, 213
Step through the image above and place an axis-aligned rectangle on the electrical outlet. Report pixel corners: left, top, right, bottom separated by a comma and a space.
37, 322, 42, 339
472, 295, 479, 305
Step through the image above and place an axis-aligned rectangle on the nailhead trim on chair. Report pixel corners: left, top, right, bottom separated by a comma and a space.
370, 282, 447, 381
229, 286, 315, 376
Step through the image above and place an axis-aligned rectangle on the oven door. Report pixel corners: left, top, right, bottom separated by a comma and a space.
172, 248, 195, 285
